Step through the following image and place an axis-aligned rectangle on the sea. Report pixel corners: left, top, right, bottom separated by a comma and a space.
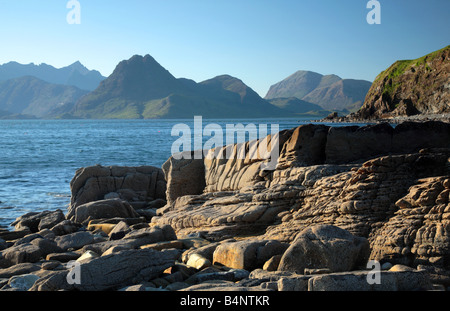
0, 118, 368, 229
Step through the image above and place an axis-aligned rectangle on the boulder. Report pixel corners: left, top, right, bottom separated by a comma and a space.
73, 248, 179, 291
38, 210, 66, 231
69, 165, 166, 212
82, 224, 177, 254
186, 254, 212, 270
67, 199, 140, 225
0, 238, 62, 268
0, 263, 41, 279
162, 152, 206, 206
8, 274, 40, 291
277, 275, 311, 291
308, 270, 432, 291
278, 225, 370, 273
213, 240, 288, 270
54, 231, 95, 251
11, 210, 65, 233
50, 220, 82, 236
108, 221, 130, 240
29, 270, 72, 291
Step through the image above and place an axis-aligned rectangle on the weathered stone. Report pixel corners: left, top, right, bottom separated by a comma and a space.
0, 229, 31, 241
263, 255, 282, 271
11, 210, 63, 233
54, 231, 95, 251
87, 223, 116, 235
140, 240, 184, 251
46, 252, 80, 262
101, 245, 133, 256
181, 280, 270, 291
50, 220, 81, 236
325, 123, 394, 164
308, 270, 432, 291
204, 130, 291, 193
213, 240, 287, 270
76, 250, 99, 262
0, 238, 7, 251
8, 274, 40, 291
162, 152, 206, 206
29, 270, 73, 291
73, 248, 179, 291
278, 275, 311, 291
82, 225, 178, 254
0, 238, 61, 268
186, 253, 211, 270
67, 199, 140, 225
392, 121, 450, 154
38, 210, 66, 231
278, 225, 370, 273
69, 165, 166, 212
277, 124, 329, 169
0, 263, 41, 279
370, 176, 450, 268
264, 150, 450, 243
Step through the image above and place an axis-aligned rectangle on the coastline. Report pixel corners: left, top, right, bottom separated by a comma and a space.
0, 119, 449, 292
317, 113, 450, 124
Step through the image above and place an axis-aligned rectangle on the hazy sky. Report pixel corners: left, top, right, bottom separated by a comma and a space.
0, 0, 449, 96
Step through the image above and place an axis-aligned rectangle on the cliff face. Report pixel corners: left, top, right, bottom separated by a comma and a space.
350, 46, 450, 120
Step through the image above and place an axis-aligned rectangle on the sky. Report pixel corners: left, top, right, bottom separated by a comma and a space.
0, 0, 448, 97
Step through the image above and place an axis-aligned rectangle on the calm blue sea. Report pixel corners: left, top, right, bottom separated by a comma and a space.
0, 118, 366, 229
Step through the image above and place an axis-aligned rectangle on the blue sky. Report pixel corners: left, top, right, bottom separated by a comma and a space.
0, 0, 448, 96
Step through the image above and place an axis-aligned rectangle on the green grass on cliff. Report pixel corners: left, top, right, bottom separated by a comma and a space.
375, 45, 449, 83
374, 45, 449, 97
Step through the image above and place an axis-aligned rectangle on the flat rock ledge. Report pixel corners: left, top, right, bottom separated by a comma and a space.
0, 121, 449, 291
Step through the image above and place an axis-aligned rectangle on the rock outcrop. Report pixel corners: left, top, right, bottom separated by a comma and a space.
347, 45, 449, 121
154, 121, 450, 243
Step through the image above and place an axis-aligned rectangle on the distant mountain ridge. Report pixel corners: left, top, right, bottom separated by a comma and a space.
265, 70, 372, 112
0, 76, 88, 118
0, 61, 106, 91
73, 54, 291, 119
0, 55, 375, 119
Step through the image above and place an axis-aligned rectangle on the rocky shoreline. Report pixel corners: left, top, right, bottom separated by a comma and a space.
320, 112, 450, 124
0, 120, 449, 291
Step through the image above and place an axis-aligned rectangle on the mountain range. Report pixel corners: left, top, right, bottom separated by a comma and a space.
0, 61, 105, 91
0, 55, 373, 119
72, 55, 290, 119
265, 70, 372, 112
0, 76, 88, 118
